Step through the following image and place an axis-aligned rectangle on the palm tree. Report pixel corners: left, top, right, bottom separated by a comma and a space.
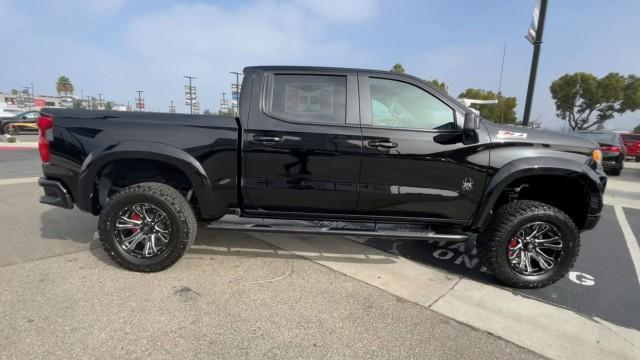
390, 63, 405, 73
56, 76, 74, 96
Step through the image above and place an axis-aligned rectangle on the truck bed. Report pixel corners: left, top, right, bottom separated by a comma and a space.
41, 108, 239, 218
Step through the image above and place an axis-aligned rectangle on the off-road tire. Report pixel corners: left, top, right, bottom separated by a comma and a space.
3, 124, 16, 135
479, 200, 580, 288
98, 182, 197, 272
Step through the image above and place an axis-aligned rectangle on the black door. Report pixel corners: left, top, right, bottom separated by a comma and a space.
357, 74, 490, 222
242, 72, 362, 214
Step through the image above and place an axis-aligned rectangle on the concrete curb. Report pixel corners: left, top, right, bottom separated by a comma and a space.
253, 233, 640, 360
0, 141, 38, 149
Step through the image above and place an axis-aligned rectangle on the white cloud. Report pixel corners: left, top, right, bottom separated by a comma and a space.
296, 0, 379, 23
123, 1, 366, 111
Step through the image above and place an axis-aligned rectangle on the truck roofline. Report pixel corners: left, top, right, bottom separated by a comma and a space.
243, 65, 466, 111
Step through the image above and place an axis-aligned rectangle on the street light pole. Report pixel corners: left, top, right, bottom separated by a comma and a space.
522, 0, 548, 127
184, 75, 197, 114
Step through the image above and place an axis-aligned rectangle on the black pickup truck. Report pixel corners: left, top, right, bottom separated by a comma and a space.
37, 66, 607, 288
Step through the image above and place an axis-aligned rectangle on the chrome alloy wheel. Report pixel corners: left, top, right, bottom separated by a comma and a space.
507, 222, 563, 276
114, 203, 172, 258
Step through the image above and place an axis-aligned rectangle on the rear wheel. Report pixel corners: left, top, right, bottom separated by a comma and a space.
3, 124, 16, 135
479, 200, 580, 288
98, 182, 197, 272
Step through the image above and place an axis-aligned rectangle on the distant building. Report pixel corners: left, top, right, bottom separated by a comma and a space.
1, 91, 128, 112
0, 91, 63, 111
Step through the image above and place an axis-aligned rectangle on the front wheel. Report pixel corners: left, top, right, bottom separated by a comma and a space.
479, 200, 580, 288
98, 182, 197, 272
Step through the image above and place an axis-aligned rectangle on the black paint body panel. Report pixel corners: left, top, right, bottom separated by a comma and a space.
40, 65, 606, 232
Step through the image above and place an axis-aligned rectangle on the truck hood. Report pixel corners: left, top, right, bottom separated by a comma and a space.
483, 121, 596, 156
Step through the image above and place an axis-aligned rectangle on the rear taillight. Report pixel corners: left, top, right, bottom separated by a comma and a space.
37, 115, 54, 163
601, 146, 621, 153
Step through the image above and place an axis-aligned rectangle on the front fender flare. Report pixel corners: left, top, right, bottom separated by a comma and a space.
471, 156, 603, 230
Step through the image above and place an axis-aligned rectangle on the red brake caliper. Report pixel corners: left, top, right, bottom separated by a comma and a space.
508, 238, 519, 257
130, 212, 141, 234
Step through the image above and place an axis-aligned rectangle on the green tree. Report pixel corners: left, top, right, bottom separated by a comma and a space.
72, 98, 84, 109
458, 88, 518, 124
390, 63, 405, 73
425, 79, 447, 94
56, 75, 74, 95
10, 89, 18, 95
550, 72, 640, 130
634, 124, 640, 134
104, 101, 114, 111
218, 108, 234, 116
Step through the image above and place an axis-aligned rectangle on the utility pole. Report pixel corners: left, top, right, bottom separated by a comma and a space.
97, 93, 104, 110
522, 0, 548, 127
184, 75, 197, 114
169, 100, 176, 113
135, 90, 144, 112
230, 71, 242, 116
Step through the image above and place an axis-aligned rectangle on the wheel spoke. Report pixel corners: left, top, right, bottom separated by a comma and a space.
538, 242, 562, 250
156, 231, 169, 243
531, 252, 551, 270
536, 249, 556, 266
116, 216, 142, 229
509, 245, 521, 259
143, 235, 157, 257
524, 252, 534, 273
122, 232, 145, 250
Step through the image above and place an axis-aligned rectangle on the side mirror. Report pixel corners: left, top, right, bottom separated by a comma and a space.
463, 109, 479, 131
462, 109, 479, 145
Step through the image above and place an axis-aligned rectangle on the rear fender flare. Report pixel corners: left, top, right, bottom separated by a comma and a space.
76, 141, 215, 215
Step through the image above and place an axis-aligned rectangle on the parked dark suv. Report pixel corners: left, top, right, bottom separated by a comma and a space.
574, 130, 626, 175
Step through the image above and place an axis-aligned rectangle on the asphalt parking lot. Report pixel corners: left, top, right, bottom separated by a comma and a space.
1, 138, 639, 359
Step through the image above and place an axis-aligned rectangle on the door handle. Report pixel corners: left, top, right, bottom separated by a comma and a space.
368, 140, 398, 149
253, 135, 283, 143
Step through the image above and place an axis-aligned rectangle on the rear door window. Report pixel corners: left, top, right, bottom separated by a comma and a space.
268, 74, 347, 125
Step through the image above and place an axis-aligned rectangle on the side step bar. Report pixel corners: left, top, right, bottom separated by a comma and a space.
207, 216, 469, 241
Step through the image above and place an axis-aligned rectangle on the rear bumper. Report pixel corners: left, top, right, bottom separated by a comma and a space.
38, 177, 73, 209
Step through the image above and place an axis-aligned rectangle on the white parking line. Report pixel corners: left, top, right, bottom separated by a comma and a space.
0, 177, 39, 186
614, 206, 640, 285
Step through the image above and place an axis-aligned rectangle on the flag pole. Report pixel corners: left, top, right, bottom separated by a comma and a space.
522, 0, 548, 127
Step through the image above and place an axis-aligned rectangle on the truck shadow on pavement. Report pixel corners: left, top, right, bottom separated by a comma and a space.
189, 229, 399, 265
39, 208, 97, 244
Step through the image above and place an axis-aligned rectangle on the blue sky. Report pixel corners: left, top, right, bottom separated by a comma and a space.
1, 0, 638, 130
